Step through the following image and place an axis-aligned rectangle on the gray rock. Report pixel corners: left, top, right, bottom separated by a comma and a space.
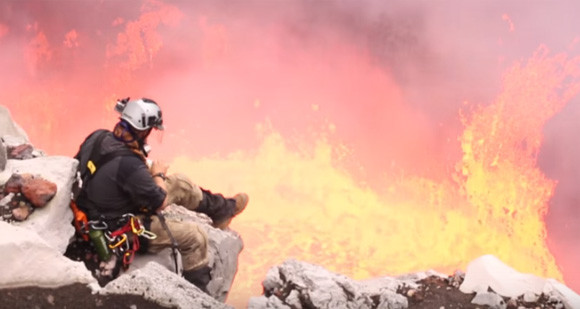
1, 135, 29, 148
523, 291, 539, 303
0, 221, 95, 288
248, 295, 292, 309
161, 204, 244, 302
471, 291, 506, 309
377, 291, 408, 309
100, 262, 232, 309
251, 259, 382, 309
0, 106, 29, 143
0, 140, 6, 172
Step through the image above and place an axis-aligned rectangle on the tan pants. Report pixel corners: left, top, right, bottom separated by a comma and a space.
145, 174, 207, 271
164, 173, 236, 225
165, 173, 203, 211
145, 215, 208, 271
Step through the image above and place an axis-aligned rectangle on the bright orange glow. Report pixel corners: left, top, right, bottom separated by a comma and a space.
1, 2, 580, 308
170, 47, 579, 305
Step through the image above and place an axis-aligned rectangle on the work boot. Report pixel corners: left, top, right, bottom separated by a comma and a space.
232, 193, 249, 216
213, 193, 249, 230
183, 266, 212, 294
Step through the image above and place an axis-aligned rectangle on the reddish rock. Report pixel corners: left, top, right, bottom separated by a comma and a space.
7, 144, 33, 160
21, 176, 57, 208
3, 173, 29, 194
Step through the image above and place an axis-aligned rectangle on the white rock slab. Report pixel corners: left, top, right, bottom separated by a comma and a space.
99, 262, 233, 309
0, 156, 78, 253
0, 221, 95, 288
0, 105, 29, 142
460, 254, 580, 308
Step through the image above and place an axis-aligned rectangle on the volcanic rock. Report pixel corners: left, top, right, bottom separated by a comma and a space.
8, 143, 34, 160
247, 257, 580, 309
20, 174, 57, 208
3, 173, 25, 194
0, 139, 6, 172
248, 258, 412, 309
11, 203, 32, 221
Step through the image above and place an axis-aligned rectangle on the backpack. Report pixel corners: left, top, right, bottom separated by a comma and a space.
73, 130, 137, 204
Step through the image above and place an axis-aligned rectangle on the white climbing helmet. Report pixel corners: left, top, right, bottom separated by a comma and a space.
115, 98, 164, 131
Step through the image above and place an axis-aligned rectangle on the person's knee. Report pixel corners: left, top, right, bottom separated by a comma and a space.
172, 222, 208, 254
176, 222, 209, 270
165, 173, 203, 210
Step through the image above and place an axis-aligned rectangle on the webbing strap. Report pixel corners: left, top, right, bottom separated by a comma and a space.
80, 131, 136, 184
157, 213, 180, 274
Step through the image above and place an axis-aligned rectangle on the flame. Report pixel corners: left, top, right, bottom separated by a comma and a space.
106, 0, 183, 72
170, 47, 579, 307
1, 2, 580, 308
25, 23, 52, 76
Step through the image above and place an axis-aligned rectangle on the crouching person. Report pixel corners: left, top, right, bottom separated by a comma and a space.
72, 98, 211, 293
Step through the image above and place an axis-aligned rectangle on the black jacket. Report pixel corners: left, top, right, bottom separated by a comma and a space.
75, 130, 166, 221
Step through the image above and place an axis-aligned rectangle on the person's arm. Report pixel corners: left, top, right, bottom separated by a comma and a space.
119, 157, 167, 215
150, 160, 169, 212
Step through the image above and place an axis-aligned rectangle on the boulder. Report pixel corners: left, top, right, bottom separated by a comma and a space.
0, 221, 95, 288
160, 204, 244, 302
0, 140, 6, 172
0, 106, 29, 143
8, 143, 34, 160
248, 259, 416, 309
100, 262, 233, 309
0, 156, 78, 253
460, 255, 580, 309
21, 174, 57, 208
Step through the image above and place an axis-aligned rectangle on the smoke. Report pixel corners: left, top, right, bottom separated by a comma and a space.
1, 0, 579, 297
539, 95, 580, 291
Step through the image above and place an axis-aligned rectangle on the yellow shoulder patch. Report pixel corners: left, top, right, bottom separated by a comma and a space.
87, 160, 96, 174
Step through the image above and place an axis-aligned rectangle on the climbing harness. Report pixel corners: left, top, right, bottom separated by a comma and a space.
103, 214, 157, 268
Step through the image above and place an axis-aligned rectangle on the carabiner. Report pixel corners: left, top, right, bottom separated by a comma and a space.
108, 233, 128, 249
89, 220, 108, 230
130, 216, 144, 235
140, 230, 157, 240
123, 251, 135, 266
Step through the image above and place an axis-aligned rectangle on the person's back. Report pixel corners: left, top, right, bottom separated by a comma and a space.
76, 130, 165, 222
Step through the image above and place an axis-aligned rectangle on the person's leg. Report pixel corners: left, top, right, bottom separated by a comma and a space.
165, 173, 248, 229
165, 173, 203, 210
203, 191, 248, 229
196, 188, 236, 224
147, 215, 211, 292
